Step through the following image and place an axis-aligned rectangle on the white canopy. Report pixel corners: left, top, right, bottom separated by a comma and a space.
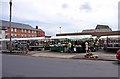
0, 37, 45, 41
50, 35, 92, 40
100, 35, 120, 39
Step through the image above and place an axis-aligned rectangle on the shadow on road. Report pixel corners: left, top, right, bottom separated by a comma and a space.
112, 61, 120, 65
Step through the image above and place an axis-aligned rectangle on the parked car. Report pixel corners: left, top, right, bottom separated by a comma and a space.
116, 49, 120, 60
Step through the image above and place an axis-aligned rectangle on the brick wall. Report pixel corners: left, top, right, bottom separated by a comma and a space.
4, 27, 45, 38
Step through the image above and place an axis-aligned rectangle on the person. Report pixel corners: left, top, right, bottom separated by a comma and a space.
73, 44, 76, 53
67, 42, 72, 53
81, 41, 85, 53
71, 43, 74, 52
89, 41, 94, 52
85, 41, 89, 53
24, 43, 29, 55
6, 42, 9, 50
27, 43, 29, 54
95, 40, 99, 51
64, 43, 68, 53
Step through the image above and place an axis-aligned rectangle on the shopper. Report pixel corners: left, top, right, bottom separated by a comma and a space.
67, 42, 72, 53
85, 41, 89, 53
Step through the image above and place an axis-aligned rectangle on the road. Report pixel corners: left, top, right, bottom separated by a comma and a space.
1, 54, 120, 77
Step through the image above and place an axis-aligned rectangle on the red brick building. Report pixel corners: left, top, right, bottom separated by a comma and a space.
0, 20, 45, 38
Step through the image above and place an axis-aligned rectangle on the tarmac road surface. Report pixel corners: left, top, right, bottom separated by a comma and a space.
1, 54, 120, 77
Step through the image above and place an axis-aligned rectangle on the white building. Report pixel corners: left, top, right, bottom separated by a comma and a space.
0, 28, 6, 51
0, 29, 6, 39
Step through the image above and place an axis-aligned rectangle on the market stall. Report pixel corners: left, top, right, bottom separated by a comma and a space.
50, 45, 64, 52
49, 35, 94, 53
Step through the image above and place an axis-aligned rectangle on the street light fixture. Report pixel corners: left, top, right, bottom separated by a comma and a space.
60, 27, 61, 34
9, 0, 12, 52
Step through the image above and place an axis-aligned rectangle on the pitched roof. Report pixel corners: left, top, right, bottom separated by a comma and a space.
0, 20, 45, 32
95, 25, 111, 29
0, 20, 34, 30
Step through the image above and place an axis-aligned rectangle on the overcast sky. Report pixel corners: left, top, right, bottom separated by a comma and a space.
1, 0, 120, 36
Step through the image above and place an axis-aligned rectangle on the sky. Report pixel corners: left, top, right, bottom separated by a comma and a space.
0, 0, 120, 36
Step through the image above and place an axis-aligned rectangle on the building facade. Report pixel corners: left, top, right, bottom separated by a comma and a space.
0, 29, 6, 39
0, 27, 6, 51
0, 20, 45, 38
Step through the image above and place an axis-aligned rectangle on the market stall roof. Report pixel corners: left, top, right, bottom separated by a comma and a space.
100, 35, 120, 39
50, 35, 93, 40
0, 38, 11, 41
0, 37, 45, 41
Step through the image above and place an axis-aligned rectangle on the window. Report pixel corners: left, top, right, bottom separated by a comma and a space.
25, 29, 26, 33
14, 28, 16, 32
32, 30, 35, 33
11, 28, 13, 32
26, 30, 28, 32
28, 30, 30, 33
11, 34, 13, 37
21, 29, 23, 32
15, 34, 16, 37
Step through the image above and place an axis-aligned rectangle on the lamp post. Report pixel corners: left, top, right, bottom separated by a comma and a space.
9, 0, 12, 52
60, 26, 61, 34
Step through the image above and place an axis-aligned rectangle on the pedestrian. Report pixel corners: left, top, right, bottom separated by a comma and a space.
64, 43, 68, 53
73, 45, 76, 53
26, 43, 29, 54
25, 47, 29, 55
85, 41, 89, 53
95, 40, 99, 50
67, 42, 72, 53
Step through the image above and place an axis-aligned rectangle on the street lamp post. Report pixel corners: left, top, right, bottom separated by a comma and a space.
60, 27, 61, 34
9, 0, 12, 52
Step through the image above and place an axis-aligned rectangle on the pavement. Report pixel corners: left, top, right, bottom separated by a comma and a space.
29, 49, 117, 61
30, 50, 78, 59
1, 49, 117, 61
